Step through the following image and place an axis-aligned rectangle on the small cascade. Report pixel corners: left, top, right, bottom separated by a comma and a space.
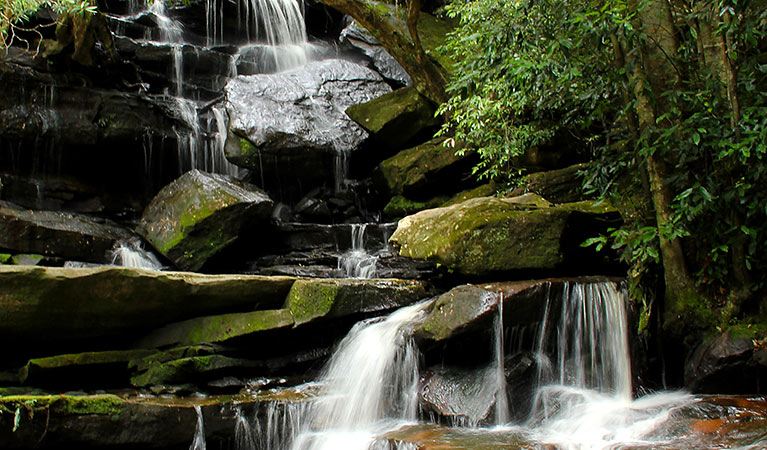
234, 402, 312, 450
110, 238, 163, 270
523, 282, 693, 448
338, 224, 378, 279
289, 300, 431, 450
189, 405, 207, 450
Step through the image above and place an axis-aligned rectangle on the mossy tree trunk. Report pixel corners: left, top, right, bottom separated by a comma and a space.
315, 0, 449, 103
625, 0, 699, 319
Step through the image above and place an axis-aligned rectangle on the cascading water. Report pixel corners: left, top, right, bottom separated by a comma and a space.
189, 405, 207, 450
289, 300, 431, 450
338, 224, 378, 279
522, 282, 693, 449
110, 238, 163, 270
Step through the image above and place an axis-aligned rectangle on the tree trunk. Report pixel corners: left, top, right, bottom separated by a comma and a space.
626, 0, 697, 313
316, 0, 449, 103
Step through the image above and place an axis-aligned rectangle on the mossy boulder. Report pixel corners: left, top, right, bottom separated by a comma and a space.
18, 349, 154, 387
0, 200, 134, 264
137, 309, 295, 348
135, 170, 274, 271
0, 265, 295, 354
389, 195, 615, 277
373, 137, 478, 199
0, 253, 10, 264
285, 278, 429, 326
507, 163, 591, 204
346, 87, 440, 152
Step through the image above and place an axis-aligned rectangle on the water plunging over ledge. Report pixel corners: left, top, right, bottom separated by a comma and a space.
212, 280, 737, 450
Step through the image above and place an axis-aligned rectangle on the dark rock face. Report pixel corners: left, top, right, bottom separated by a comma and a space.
340, 20, 412, 86
0, 391, 316, 450
225, 59, 391, 196
508, 163, 592, 204
685, 329, 767, 394
0, 200, 135, 264
373, 137, 478, 200
136, 170, 274, 271
0, 265, 295, 355
420, 352, 537, 426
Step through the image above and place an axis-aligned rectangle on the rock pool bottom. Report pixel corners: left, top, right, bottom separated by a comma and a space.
0, 391, 765, 449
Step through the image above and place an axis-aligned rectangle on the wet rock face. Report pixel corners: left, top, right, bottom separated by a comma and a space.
685, 329, 767, 394
340, 20, 412, 86
0, 200, 135, 264
224, 59, 392, 196
136, 169, 274, 271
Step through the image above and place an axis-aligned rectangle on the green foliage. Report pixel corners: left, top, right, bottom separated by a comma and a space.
1, 0, 96, 53
437, 0, 623, 183
441, 0, 767, 296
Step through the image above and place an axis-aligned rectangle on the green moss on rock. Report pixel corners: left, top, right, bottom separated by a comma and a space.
346, 87, 440, 151
0, 254, 10, 264
130, 355, 256, 387
18, 349, 154, 385
137, 309, 295, 348
0, 394, 124, 416
135, 170, 273, 271
389, 196, 616, 276
374, 137, 476, 199
285, 278, 429, 326
384, 195, 448, 218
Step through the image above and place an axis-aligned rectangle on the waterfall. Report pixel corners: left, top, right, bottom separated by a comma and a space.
289, 300, 431, 450
523, 281, 693, 449
338, 224, 378, 279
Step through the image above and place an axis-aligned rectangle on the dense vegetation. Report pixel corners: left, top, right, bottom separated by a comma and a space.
1, 0, 95, 54
439, 0, 767, 333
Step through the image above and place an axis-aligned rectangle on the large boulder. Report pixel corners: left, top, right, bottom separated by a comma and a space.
346, 87, 441, 154
284, 278, 429, 326
136, 170, 273, 271
389, 195, 617, 277
0, 265, 294, 355
224, 59, 391, 195
372, 137, 477, 199
0, 200, 135, 264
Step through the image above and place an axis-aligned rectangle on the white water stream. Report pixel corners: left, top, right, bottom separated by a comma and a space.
221, 281, 703, 450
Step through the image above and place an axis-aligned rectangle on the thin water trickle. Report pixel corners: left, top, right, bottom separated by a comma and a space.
493, 293, 510, 426
338, 224, 378, 279
189, 405, 207, 450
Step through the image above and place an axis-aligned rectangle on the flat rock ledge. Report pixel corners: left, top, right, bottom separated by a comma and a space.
0, 265, 295, 347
